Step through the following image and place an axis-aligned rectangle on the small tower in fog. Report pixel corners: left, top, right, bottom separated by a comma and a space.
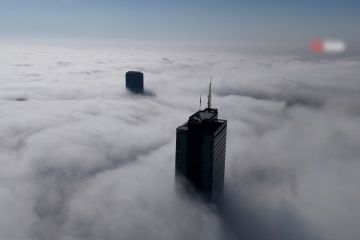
126, 71, 144, 94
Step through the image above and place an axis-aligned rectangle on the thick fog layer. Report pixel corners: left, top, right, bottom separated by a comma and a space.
0, 45, 359, 240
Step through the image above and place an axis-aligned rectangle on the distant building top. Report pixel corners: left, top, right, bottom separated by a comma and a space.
126, 71, 144, 94
126, 71, 143, 75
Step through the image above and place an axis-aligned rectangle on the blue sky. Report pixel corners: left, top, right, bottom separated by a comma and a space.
0, 0, 359, 45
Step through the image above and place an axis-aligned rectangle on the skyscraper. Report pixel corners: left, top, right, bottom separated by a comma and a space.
175, 82, 227, 202
126, 71, 144, 94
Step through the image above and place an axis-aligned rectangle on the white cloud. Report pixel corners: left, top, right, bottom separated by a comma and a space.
0, 44, 359, 240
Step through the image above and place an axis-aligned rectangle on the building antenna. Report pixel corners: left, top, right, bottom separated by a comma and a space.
199, 95, 202, 110
207, 78, 212, 109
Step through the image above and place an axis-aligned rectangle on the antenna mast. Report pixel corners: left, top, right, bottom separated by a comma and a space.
207, 78, 212, 109
199, 95, 202, 110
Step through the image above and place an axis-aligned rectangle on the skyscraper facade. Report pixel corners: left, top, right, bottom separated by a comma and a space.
126, 71, 144, 94
175, 84, 227, 201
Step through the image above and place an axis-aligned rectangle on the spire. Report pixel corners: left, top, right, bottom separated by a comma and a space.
207, 78, 212, 109
199, 94, 202, 110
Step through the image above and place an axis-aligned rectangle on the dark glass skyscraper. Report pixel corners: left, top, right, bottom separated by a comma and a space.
126, 71, 144, 94
175, 83, 227, 201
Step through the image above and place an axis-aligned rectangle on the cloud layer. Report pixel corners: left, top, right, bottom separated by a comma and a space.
0, 44, 359, 240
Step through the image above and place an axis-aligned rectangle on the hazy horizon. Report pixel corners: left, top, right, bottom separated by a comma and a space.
1, 0, 359, 49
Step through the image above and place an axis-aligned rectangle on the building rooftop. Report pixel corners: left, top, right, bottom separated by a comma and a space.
189, 108, 218, 123
126, 71, 143, 75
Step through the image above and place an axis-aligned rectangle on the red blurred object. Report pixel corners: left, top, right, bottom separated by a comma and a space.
310, 39, 324, 54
